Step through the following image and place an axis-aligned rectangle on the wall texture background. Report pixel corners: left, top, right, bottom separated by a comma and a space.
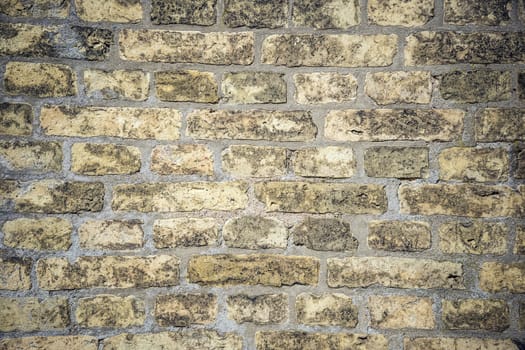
0, 0, 524, 349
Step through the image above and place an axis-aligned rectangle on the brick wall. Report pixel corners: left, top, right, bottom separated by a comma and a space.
0, 0, 524, 349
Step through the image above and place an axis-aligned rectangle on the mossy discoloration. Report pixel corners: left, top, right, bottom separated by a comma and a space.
0, 257, 32, 291
222, 72, 286, 104
84, 69, 149, 101
368, 221, 431, 252
75, 0, 142, 23
444, 0, 511, 25
0, 297, 69, 332
222, 145, 287, 178
365, 147, 428, 179
78, 220, 143, 250
293, 217, 357, 251
0, 23, 57, 57
0, 103, 33, 136
480, 262, 525, 293
476, 109, 525, 142
439, 221, 507, 255
153, 218, 218, 248
368, 0, 434, 26
71, 26, 112, 60
4, 62, 76, 97
515, 226, 525, 255
223, 216, 288, 249
296, 293, 358, 327
227, 294, 287, 324
155, 294, 217, 326
0, 0, 69, 18
223, 0, 287, 28
293, 0, 359, 28
151, 0, 216, 25
365, 71, 431, 104
0, 336, 97, 350
256, 331, 388, 350
71, 143, 141, 175
442, 299, 509, 331
76, 295, 145, 328
156, 70, 218, 103
439, 147, 509, 182
369, 296, 434, 329
406, 338, 518, 350
0, 140, 62, 172
519, 72, 525, 100
439, 71, 511, 103
2, 217, 72, 251
294, 72, 357, 104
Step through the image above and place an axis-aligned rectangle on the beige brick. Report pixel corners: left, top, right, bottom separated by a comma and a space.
439, 221, 507, 255
151, 144, 213, 176
325, 109, 464, 141
187, 109, 316, 141
78, 220, 143, 250
365, 147, 428, 178
223, 216, 288, 249
155, 293, 217, 326
0, 257, 31, 290
476, 108, 525, 142
75, 0, 142, 22
0, 336, 97, 350
515, 226, 525, 254
294, 72, 357, 104
480, 262, 525, 293
405, 337, 518, 350
3, 217, 72, 251
293, 146, 355, 178
444, 0, 511, 25
368, 0, 434, 26
293, 0, 360, 28
188, 254, 319, 286
256, 332, 388, 350
296, 293, 357, 327
255, 182, 387, 214
0, 0, 69, 18
0, 103, 32, 136
0, 141, 62, 172
37, 255, 179, 290
227, 294, 287, 324
439, 147, 509, 182
76, 295, 145, 328
151, 0, 216, 25
439, 71, 511, 103
153, 218, 218, 248
155, 70, 218, 103
223, 0, 287, 28
368, 221, 431, 252
222, 72, 286, 104
84, 69, 149, 101
442, 299, 509, 331
4, 62, 76, 97
293, 217, 358, 252
222, 145, 287, 178
262, 34, 397, 67
365, 71, 431, 104
0, 297, 69, 332
328, 257, 464, 289
71, 143, 141, 175
369, 296, 434, 329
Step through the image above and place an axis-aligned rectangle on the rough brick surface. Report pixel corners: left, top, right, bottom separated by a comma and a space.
227, 294, 287, 324
369, 296, 435, 329
76, 295, 145, 328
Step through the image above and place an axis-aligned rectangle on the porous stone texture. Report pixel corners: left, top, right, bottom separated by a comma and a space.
438, 147, 509, 182
0, 297, 69, 332
293, 0, 360, 28
476, 109, 525, 142
368, 221, 431, 252
292, 146, 355, 178
364, 147, 428, 178
439, 70, 512, 103
255, 332, 388, 350
227, 294, 287, 324
519, 72, 525, 99
223, 216, 288, 249
155, 293, 217, 326
0, 0, 69, 18
444, 0, 511, 25
0, 257, 31, 290
84, 70, 149, 101
153, 218, 219, 248
296, 293, 358, 327
0, 140, 62, 172
439, 221, 507, 255
75, 0, 142, 22
222, 72, 286, 104
222, 145, 287, 177
365, 71, 431, 104
151, 0, 216, 25
2, 217, 72, 251
76, 295, 145, 328
479, 262, 525, 293
368, 0, 434, 26
515, 226, 525, 255
369, 296, 435, 329
0, 336, 98, 350
404, 337, 518, 350
0, 103, 33, 136
292, 217, 358, 252
442, 299, 509, 331
78, 220, 144, 250
294, 72, 357, 104
155, 70, 218, 103
71, 143, 141, 175
223, 0, 287, 28
151, 144, 214, 176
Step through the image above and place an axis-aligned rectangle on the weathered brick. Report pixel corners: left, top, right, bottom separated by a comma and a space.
476, 109, 525, 142
84, 69, 149, 101
520, 72, 525, 99
516, 143, 525, 179
37, 255, 179, 290
153, 218, 218, 248
365, 71, 431, 104
76, 295, 145, 328
188, 254, 319, 286
71, 143, 141, 175
442, 299, 509, 331
223, 216, 288, 249
119, 29, 253, 64
293, 0, 359, 28
0, 180, 19, 208
256, 332, 388, 350
187, 110, 316, 141
0, 103, 32, 136
223, 0, 287, 28
405, 31, 525, 65
262, 34, 397, 67
0, 141, 62, 172
40, 106, 181, 140
520, 0, 525, 22
3, 217, 72, 251
75, 0, 142, 22
439, 221, 507, 255
444, 0, 511, 25
255, 182, 387, 214
78, 220, 143, 250
151, 0, 216, 25
0, 297, 69, 332
399, 184, 525, 217
151, 144, 213, 176
293, 146, 355, 178
520, 302, 525, 329
4, 62, 76, 97
296, 293, 357, 327
368, 0, 434, 26
439, 147, 509, 182
328, 257, 464, 289
368, 221, 431, 252
0, 257, 31, 290
0, 336, 97, 350
293, 217, 358, 252
222, 145, 287, 178
439, 71, 511, 103
0, 0, 69, 18
515, 226, 525, 254
222, 72, 286, 104
480, 262, 525, 293
365, 147, 428, 178
294, 73, 357, 104
404, 337, 518, 350
369, 296, 434, 329
227, 294, 287, 324
113, 182, 247, 212
155, 294, 217, 326
325, 109, 464, 141
155, 70, 218, 103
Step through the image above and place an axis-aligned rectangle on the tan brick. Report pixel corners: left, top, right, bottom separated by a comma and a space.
404, 337, 518, 350
262, 34, 397, 67
40, 106, 181, 140
84, 69, 149, 101
369, 296, 434, 329
0, 336, 98, 350
0, 141, 62, 172
439, 71, 511, 103
0, 257, 31, 290
328, 257, 464, 289
78, 220, 143, 250
76, 295, 145, 328
480, 262, 525, 293
222, 72, 286, 104
293, 0, 360, 28
222, 145, 287, 178
368, 221, 431, 252
151, 0, 216, 25
293, 217, 358, 252
223, 216, 288, 249
476, 109, 525, 142
325, 109, 464, 141
296, 293, 357, 327
256, 332, 388, 350
75, 0, 142, 22
365, 71, 431, 104
188, 254, 319, 286
255, 182, 387, 214
293, 146, 355, 178
439, 221, 507, 255
4, 62, 76, 97
444, 0, 511, 25
399, 184, 525, 217
442, 299, 509, 331
368, 0, 434, 26
0, 103, 32, 136
3, 217, 72, 251
0, 297, 69, 332
294, 72, 357, 104
155, 293, 217, 326
119, 29, 253, 64
155, 70, 218, 103
223, 0, 287, 28
187, 109, 316, 141
71, 143, 141, 175
153, 218, 218, 248
151, 144, 213, 176
0, 0, 69, 18
37, 255, 179, 290
227, 294, 287, 324
365, 147, 428, 178
515, 226, 525, 254
439, 147, 509, 182
516, 143, 525, 178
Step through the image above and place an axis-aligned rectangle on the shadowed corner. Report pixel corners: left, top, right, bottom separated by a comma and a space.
513, 339, 525, 350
